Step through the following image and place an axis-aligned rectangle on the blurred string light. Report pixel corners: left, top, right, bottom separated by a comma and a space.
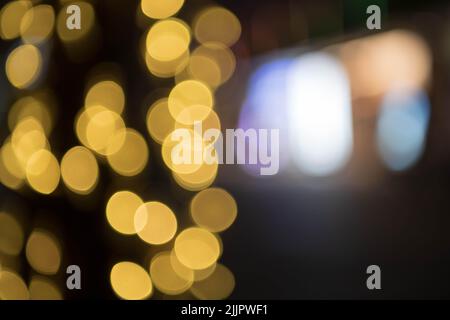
376, 90, 430, 171
0, 0, 240, 300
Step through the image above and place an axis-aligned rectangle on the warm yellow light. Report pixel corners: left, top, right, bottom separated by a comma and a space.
168, 80, 213, 123
0, 212, 24, 256
106, 191, 143, 235
57, 1, 95, 43
85, 80, 125, 114
146, 98, 175, 144
8, 96, 53, 136
170, 249, 215, 282
12, 127, 49, 169
26, 230, 61, 275
1, 139, 25, 180
20, 4, 55, 44
134, 201, 177, 245
194, 7, 241, 47
0, 0, 32, 40
5, 44, 42, 89
161, 129, 203, 175
61, 146, 99, 194
25, 150, 60, 195
85, 109, 125, 155
110, 261, 153, 300
190, 188, 237, 232
106, 129, 149, 176
173, 161, 218, 191
149, 251, 193, 295
0, 149, 24, 190
29, 276, 62, 300
144, 48, 189, 78
191, 263, 235, 300
146, 19, 190, 62
141, 0, 184, 19
0, 269, 29, 300
174, 227, 220, 270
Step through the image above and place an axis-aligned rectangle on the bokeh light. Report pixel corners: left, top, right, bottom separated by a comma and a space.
190, 188, 237, 233
61, 146, 99, 194
20, 4, 55, 44
25, 149, 60, 195
0, 212, 24, 256
0, 0, 32, 40
106, 191, 143, 235
190, 263, 235, 300
26, 230, 61, 275
29, 276, 62, 300
110, 261, 153, 300
174, 227, 220, 270
134, 202, 177, 245
0, 269, 29, 300
5, 44, 42, 89
146, 98, 175, 144
141, 0, 184, 20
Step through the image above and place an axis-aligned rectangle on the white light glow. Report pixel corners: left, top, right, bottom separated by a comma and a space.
287, 53, 353, 176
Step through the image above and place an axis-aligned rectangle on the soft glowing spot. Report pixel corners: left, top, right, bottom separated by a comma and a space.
168, 80, 213, 123
190, 188, 237, 233
106, 191, 143, 235
0, 212, 24, 256
173, 161, 218, 191
149, 251, 193, 295
161, 129, 203, 175
25, 150, 60, 194
8, 96, 53, 136
110, 261, 152, 300
106, 129, 149, 176
174, 227, 220, 270
376, 90, 430, 171
194, 7, 241, 47
85, 80, 125, 114
0, 150, 24, 190
26, 230, 61, 275
190, 264, 235, 300
141, 0, 184, 19
0, 1, 32, 40
20, 5, 55, 44
61, 146, 99, 194
85, 109, 125, 155
5, 44, 42, 89
57, 1, 95, 43
1, 139, 26, 180
0, 269, 29, 300
182, 42, 236, 88
146, 19, 190, 62
144, 48, 189, 78
146, 98, 175, 144
287, 52, 353, 176
134, 202, 177, 245
29, 276, 62, 300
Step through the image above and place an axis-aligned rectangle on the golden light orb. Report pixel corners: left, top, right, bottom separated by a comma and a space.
110, 261, 153, 300
106, 191, 143, 235
26, 230, 61, 275
5, 44, 42, 89
61, 146, 99, 195
134, 202, 177, 245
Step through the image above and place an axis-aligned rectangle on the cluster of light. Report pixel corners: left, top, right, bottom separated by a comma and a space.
0, 0, 240, 300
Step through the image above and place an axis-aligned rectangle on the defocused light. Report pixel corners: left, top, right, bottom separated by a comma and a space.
190, 263, 234, 300
193, 263, 217, 282
193, 7, 241, 47
25, 149, 60, 194
8, 96, 53, 136
29, 276, 62, 300
0, 148, 24, 190
5, 44, 42, 89
149, 251, 193, 295
287, 52, 353, 176
20, 4, 55, 44
0, 0, 32, 40
61, 146, 99, 194
190, 188, 237, 233
85, 109, 125, 155
238, 58, 292, 176
338, 30, 432, 99
1, 138, 26, 180
168, 80, 213, 123
0, 269, 29, 300
106, 128, 149, 176
161, 129, 203, 174
110, 261, 152, 300
106, 191, 143, 235
0, 212, 24, 256
144, 49, 189, 78
173, 161, 218, 191
141, 0, 184, 19
146, 98, 175, 144
174, 227, 220, 270
57, 1, 95, 43
146, 19, 190, 62
85, 80, 125, 115
134, 202, 177, 245
26, 230, 61, 275
376, 89, 430, 171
